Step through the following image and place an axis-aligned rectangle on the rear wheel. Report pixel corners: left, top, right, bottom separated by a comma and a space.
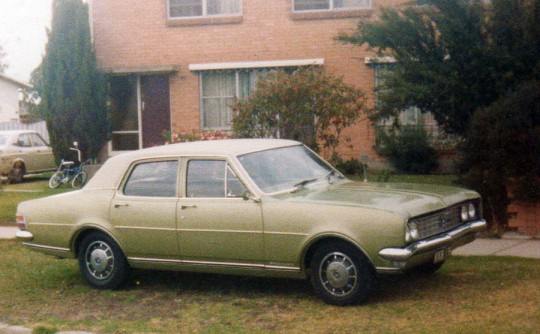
48, 171, 63, 189
78, 232, 130, 289
310, 242, 374, 306
71, 171, 87, 188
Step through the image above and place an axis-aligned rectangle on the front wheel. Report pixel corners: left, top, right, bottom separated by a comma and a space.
78, 232, 130, 289
71, 171, 87, 188
8, 164, 25, 183
48, 171, 63, 189
310, 242, 374, 306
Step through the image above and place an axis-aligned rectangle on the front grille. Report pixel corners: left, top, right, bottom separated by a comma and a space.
413, 205, 464, 240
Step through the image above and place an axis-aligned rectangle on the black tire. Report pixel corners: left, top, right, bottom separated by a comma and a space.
78, 232, 130, 289
48, 171, 63, 189
310, 242, 374, 306
8, 164, 25, 183
71, 171, 87, 189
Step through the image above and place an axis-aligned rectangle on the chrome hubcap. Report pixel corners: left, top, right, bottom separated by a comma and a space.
319, 252, 357, 297
85, 241, 114, 280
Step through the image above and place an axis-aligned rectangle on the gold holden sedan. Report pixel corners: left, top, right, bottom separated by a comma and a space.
16, 139, 486, 305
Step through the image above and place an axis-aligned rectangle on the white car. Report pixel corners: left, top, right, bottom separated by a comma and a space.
0, 130, 56, 183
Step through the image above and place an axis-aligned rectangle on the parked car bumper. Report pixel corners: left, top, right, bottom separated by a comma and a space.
15, 230, 34, 241
377, 219, 487, 273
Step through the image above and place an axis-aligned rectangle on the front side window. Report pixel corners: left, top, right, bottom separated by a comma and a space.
169, 0, 241, 18
29, 133, 48, 147
123, 160, 179, 197
17, 134, 32, 147
186, 160, 246, 198
293, 0, 371, 11
200, 70, 263, 129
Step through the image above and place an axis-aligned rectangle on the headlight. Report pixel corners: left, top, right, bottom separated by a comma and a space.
406, 221, 419, 242
461, 205, 468, 221
468, 203, 476, 219
461, 203, 477, 221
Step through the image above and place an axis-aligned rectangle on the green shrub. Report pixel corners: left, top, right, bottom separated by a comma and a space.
378, 127, 438, 174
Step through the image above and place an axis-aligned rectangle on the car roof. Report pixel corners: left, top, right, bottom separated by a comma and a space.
84, 139, 301, 190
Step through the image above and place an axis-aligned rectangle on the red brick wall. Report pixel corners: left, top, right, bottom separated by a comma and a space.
508, 202, 540, 236
91, 0, 408, 161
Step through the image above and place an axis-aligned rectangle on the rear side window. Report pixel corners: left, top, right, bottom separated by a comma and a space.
123, 160, 179, 197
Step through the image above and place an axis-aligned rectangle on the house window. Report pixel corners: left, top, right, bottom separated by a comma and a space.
169, 0, 241, 18
200, 70, 262, 130
293, 0, 371, 12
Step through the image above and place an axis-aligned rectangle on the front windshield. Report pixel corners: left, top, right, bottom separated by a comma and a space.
0, 134, 8, 147
237, 145, 334, 193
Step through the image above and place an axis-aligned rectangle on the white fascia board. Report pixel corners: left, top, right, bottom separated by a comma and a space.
364, 56, 397, 64
189, 58, 325, 71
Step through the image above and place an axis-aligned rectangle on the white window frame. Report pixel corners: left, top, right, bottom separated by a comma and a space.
168, 0, 242, 19
192, 59, 325, 131
198, 71, 244, 131
292, 0, 372, 12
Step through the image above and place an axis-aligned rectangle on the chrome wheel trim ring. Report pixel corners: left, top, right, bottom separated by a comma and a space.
85, 241, 115, 280
319, 252, 358, 297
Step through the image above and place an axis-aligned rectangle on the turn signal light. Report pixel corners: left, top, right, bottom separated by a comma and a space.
16, 215, 27, 231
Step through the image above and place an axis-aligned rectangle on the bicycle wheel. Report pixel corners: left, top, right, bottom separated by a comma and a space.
71, 171, 88, 189
49, 171, 63, 189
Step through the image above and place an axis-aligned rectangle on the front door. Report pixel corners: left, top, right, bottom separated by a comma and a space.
177, 159, 264, 264
141, 75, 171, 148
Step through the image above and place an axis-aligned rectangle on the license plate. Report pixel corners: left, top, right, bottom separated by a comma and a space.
433, 248, 447, 263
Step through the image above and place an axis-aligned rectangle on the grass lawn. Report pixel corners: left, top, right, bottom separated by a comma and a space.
0, 241, 538, 333
0, 174, 73, 225
3, 173, 533, 333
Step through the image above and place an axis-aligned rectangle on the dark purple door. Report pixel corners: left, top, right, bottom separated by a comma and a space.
141, 75, 171, 148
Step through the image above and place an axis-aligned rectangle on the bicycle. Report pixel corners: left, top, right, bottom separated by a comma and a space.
48, 142, 92, 189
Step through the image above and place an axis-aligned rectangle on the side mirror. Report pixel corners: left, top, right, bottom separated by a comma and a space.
242, 190, 252, 201
242, 190, 260, 203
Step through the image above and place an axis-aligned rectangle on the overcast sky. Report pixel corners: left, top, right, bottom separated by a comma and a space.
0, 0, 53, 83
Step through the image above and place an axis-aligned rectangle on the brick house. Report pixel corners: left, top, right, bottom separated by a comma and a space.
90, 0, 410, 161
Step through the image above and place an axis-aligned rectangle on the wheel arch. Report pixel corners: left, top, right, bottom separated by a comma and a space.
301, 235, 376, 276
71, 226, 125, 258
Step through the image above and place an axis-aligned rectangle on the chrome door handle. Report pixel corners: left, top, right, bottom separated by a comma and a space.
181, 205, 197, 210
114, 203, 129, 208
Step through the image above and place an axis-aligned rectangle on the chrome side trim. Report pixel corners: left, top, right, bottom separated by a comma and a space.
128, 257, 301, 272
379, 219, 487, 261
22, 242, 71, 253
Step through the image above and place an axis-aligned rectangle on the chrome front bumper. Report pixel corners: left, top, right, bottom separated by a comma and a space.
379, 219, 487, 262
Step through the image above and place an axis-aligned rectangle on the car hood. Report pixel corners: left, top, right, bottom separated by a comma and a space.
275, 180, 480, 218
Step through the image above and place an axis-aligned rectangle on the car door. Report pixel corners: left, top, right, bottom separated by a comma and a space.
177, 159, 264, 265
110, 159, 180, 259
15, 134, 36, 171
28, 133, 56, 171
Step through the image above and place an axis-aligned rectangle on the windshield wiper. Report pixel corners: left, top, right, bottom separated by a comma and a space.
326, 170, 344, 184
292, 178, 318, 192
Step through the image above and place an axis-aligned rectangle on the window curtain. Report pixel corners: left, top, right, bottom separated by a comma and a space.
334, 0, 364, 9
207, 0, 240, 15
202, 72, 236, 128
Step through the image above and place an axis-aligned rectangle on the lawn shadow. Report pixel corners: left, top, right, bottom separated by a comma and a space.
129, 269, 314, 300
